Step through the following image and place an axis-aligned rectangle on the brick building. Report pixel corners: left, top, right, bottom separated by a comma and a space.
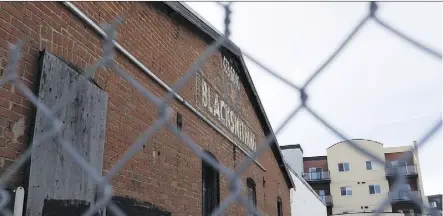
0, 2, 294, 215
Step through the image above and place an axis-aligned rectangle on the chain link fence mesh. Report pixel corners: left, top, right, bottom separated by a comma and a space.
0, 1, 441, 216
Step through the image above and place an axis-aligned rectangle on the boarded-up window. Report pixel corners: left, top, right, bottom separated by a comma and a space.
26, 52, 108, 216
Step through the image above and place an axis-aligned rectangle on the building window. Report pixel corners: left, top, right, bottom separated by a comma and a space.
202, 152, 220, 216
309, 167, 323, 180
246, 178, 257, 216
176, 112, 183, 130
391, 160, 408, 167
431, 201, 437, 208
398, 184, 411, 192
318, 190, 326, 202
277, 196, 283, 216
338, 162, 350, 172
366, 161, 373, 170
397, 184, 412, 200
340, 186, 352, 196
369, 184, 381, 194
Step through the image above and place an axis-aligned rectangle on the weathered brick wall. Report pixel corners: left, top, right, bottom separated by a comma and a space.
384, 152, 414, 165
0, 2, 290, 215
303, 158, 329, 172
385, 152, 419, 192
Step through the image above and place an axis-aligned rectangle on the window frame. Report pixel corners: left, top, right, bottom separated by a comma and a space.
340, 186, 352, 196
399, 183, 411, 191
318, 190, 326, 202
368, 184, 382, 195
391, 160, 407, 167
309, 167, 323, 180
366, 161, 373, 170
202, 152, 220, 216
338, 162, 350, 172
431, 201, 437, 208
277, 196, 283, 216
309, 167, 322, 173
246, 178, 257, 216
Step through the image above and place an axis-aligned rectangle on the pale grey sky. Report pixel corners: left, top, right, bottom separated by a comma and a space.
185, 2, 442, 196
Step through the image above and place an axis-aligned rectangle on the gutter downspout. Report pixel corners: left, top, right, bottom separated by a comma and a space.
61, 2, 266, 171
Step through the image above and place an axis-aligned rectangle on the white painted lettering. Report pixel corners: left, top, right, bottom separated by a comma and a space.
229, 111, 235, 133
207, 86, 213, 115
198, 77, 256, 151
214, 95, 221, 120
222, 56, 240, 91
220, 100, 226, 125
202, 81, 208, 108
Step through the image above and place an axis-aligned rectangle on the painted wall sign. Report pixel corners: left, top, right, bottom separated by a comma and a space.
196, 75, 257, 152
222, 56, 241, 91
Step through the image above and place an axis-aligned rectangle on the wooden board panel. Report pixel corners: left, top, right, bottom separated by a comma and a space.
26, 51, 108, 216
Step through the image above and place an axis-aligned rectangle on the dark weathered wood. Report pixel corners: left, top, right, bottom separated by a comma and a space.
26, 51, 108, 216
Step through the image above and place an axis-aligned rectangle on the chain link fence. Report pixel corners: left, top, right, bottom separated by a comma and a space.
0, 1, 441, 216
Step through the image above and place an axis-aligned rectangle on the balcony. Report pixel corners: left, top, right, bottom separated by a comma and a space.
399, 212, 431, 216
403, 214, 429, 216
390, 190, 421, 203
302, 171, 331, 183
386, 165, 418, 179
319, 195, 333, 206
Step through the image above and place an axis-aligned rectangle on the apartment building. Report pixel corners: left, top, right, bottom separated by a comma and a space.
428, 194, 442, 215
301, 139, 428, 215
303, 155, 334, 215
281, 145, 328, 216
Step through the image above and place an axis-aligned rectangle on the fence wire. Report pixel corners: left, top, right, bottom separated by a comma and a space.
0, 1, 441, 216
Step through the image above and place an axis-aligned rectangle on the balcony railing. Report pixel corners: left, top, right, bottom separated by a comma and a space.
302, 171, 330, 182
402, 214, 430, 216
319, 195, 333, 206
390, 190, 421, 202
386, 165, 418, 177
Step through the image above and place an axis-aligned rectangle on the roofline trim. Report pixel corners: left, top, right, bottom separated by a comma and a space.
303, 156, 327, 161
64, 1, 295, 189
160, 2, 294, 188
280, 144, 304, 153
426, 194, 443, 197
62, 1, 271, 168
327, 139, 384, 150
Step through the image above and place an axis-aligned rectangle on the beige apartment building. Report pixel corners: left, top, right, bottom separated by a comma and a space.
301, 139, 429, 216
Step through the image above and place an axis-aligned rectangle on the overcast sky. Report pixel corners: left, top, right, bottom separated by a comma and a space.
185, 2, 442, 196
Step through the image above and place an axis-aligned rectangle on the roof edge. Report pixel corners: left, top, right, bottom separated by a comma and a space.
280, 144, 304, 153
327, 139, 385, 150
303, 156, 327, 161
160, 1, 294, 189
384, 146, 414, 154
427, 194, 443, 197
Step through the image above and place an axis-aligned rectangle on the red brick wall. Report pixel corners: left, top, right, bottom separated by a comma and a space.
385, 152, 414, 165
388, 179, 419, 191
385, 152, 418, 192
0, 2, 290, 216
303, 159, 328, 173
